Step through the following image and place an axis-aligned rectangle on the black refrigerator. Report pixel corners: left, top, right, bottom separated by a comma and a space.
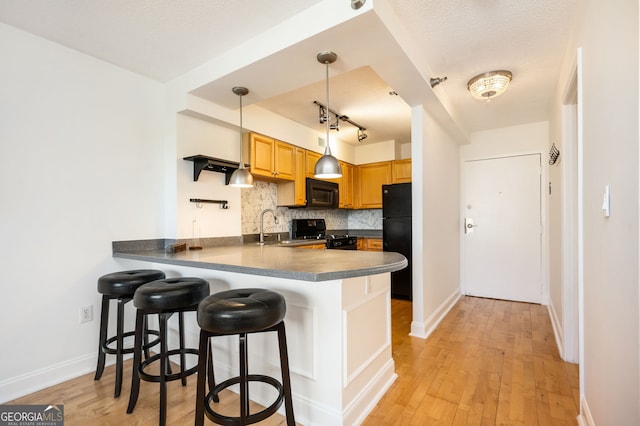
382, 183, 412, 300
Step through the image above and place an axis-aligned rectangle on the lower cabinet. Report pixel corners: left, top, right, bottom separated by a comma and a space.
297, 243, 327, 249
358, 238, 383, 251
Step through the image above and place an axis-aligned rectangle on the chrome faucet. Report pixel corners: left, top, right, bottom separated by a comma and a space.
259, 209, 279, 244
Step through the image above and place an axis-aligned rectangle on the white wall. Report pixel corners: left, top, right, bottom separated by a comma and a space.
461, 121, 549, 160
354, 140, 396, 164
410, 106, 460, 338
176, 114, 243, 238
0, 23, 165, 402
558, 0, 639, 423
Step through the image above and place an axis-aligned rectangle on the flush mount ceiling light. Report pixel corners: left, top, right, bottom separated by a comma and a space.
467, 70, 512, 101
314, 51, 343, 179
228, 86, 254, 188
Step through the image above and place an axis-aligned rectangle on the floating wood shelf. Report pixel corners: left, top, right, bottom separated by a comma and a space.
183, 155, 249, 184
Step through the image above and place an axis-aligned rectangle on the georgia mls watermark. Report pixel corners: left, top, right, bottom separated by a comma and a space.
0, 405, 63, 426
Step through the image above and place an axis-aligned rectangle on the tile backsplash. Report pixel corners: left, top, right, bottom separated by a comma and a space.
241, 181, 382, 236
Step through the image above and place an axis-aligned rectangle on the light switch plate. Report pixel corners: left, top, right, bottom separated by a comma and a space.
602, 184, 610, 217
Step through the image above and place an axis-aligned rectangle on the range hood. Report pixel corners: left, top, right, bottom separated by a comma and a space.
183, 155, 250, 185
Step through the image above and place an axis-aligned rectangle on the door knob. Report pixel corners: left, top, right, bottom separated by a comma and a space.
464, 218, 478, 234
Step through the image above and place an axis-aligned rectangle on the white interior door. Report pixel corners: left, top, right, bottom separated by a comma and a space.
463, 154, 542, 303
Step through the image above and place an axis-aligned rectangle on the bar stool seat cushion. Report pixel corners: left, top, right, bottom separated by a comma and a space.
197, 288, 286, 334
98, 269, 166, 297
134, 277, 210, 312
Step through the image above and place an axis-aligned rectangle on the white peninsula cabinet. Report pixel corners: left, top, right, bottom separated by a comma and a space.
114, 243, 406, 425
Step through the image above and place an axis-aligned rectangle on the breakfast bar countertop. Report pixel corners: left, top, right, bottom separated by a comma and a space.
113, 242, 407, 282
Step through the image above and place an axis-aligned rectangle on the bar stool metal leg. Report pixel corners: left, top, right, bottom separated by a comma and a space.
179, 312, 187, 386
94, 295, 110, 381
239, 333, 249, 423
126, 309, 145, 414
195, 331, 209, 426
277, 323, 295, 426
115, 297, 126, 398
158, 313, 168, 426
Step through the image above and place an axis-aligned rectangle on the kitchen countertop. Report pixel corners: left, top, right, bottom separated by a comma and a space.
113, 242, 406, 282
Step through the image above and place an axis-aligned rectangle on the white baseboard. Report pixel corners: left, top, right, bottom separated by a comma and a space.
0, 353, 102, 404
345, 359, 397, 426
577, 395, 594, 426
547, 302, 564, 359
409, 289, 461, 339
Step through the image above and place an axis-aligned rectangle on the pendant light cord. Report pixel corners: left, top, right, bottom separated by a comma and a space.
238, 93, 245, 169
324, 61, 332, 156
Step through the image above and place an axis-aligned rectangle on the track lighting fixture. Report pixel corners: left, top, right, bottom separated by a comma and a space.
430, 76, 448, 88
351, 0, 366, 10
313, 101, 366, 139
357, 129, 368, 142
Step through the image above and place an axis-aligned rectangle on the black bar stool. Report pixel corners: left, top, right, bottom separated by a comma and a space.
195, 288, 295, 426
95, 269, 165, 398
127, 277, 210, 426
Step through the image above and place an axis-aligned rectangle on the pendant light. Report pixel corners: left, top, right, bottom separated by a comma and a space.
314, 51, 342, 179
228, 86, 254, 188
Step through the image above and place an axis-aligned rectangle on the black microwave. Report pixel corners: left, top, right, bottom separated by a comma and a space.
305, 178, 339, 209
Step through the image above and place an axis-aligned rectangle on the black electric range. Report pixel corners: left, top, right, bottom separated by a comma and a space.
291, 219, 358, 250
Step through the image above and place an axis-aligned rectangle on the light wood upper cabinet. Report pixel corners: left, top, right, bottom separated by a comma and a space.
274, 140, 295, 180
339, 161, 354, 208
305, 150, 322, 178
249, 133, 295, 181
277, 146, 307, 207
293, 147, 306, 205
355, 161, 392, 208
392, 159, 412, 183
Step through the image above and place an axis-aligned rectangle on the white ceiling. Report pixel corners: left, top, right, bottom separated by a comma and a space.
0, 0, 578, 146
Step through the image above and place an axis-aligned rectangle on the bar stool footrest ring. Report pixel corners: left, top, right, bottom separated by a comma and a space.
102, 330, 161, 355
204, 374, 284, 426
138, 348, 199, 383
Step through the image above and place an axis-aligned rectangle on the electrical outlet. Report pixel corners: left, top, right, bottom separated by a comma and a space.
79, 305, 93, 323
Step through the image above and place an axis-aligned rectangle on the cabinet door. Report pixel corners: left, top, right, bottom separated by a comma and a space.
274, 140, 295, 181
250, 133, 275, 178
294, 147, 306, 205
340, 162, 354, 208
305, 150, 322, 178
365, 238, 383, 251
392, 159, 412, 183
276, 147, 306, 206
358, 161, 392, 208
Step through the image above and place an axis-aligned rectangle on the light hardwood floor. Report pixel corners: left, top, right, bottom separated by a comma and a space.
9, 296, 579, 425
364, 296, 580, 425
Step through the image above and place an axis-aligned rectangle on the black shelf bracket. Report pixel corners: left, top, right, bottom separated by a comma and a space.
183, 155, 249, 185
190, 198, 229, 209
